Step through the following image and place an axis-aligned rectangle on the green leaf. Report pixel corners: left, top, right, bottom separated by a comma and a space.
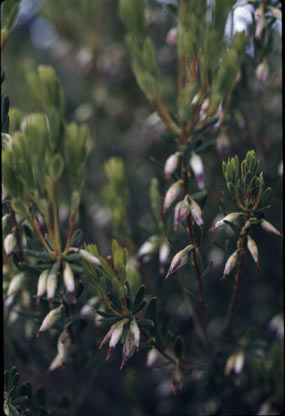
49, 153, 64, 181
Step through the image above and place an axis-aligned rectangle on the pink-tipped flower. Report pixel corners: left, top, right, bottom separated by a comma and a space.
174, 198, 190, 231
47, 272, 58, 302
63, 262, 75, 300
130, 319, 140, 351
159, 241, 170, 274
36, 269, 49, 299
38, 305, 63, 334
120, 329, 136, 370
163, 180, 183, 213
164, 151, 181, 180
99, 319, 128, 360
256, 59, 268, 85
247, 235, 259, 267
209, 212, 242, 232
222, 250, 238, 279
261, 220, 283, 237
190, 152, 204, 189
166, 27, 178, 46
165, 245, 194, 279
189, 198, 203, 229
7, 273, 25, 296
4, 233, 17, 255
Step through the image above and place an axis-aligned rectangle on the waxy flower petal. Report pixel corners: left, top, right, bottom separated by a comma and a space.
174, 198, 190, 231
261, 220, 283, 237
63, 262, 75, 294
37, 269, 49, 298
38, 305, 63, 334
4, 233, 16, 255
7, 273, 25, 296
190, 153, 204, 189
222, 250, 238, 279
189, 198, 203, 229
159, 241, 170, 274
209, 212, 242, 232
163, 180, 183, 213
247, 235, 259, 267
165, 245, 194, 279
164, 152, 181, 180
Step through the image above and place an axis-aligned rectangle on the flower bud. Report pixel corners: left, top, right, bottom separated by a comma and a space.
7, 273, 25, 296
159, 241, 170, 274
174, 198, 190, 231
120, 330, 136, 370
222, 250, 238, 279
99, 319, 128, 360
4, 233, 17, 255
163, 180, 183, 213
79, 249, 102, 266
225, 351, 244, 377
256, 60, 268, 84
1, 133, 13, 151
47, 272, 58, 301
190, 152, 204, 189
48, 354, 63, 372
130, 319, 140, 351
199, 98, 209, 121
38, 305, 63, 334
189, 198, 203, 229
209, 212, 242, 232
63, 262, 75, 297
36, 269, 49, 298
261, 220, 283, 237
165, 245, 194, 279
164, 152, 181, 180
247, 235, 259, 267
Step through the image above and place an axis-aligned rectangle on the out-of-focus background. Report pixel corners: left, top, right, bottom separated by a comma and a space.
3, 1, 283, 415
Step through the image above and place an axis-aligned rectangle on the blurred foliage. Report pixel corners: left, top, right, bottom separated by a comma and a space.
2, 0, 283, 415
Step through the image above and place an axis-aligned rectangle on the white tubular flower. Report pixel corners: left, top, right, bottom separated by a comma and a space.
247, 235, 259, 267
174, 198, 190, 231
120, 330, 136, 370
146, 347, 160, 369
164, 152, 181, 180
234, 351, 245, 376
189, 198, 203, 229
209, 212, 242, 232
38, 305, 63, 334
222, 250, 238, 279
4, 233, 17, 255
47, 272, 58, 301
163, 180, 183, 213
63, 262, 75, 295
136, 235, 160, 260
190, 152, 204, 189
48, 354, 63, 372
165, 245, 194, 279
159, 241, 170, 274
166, 27, 177, 46
7, 273, 25, 296
99, 319, 128, 360
36, 269, 49, 298
79, 249, 102, 266
261, 220, 283, 237
130, 319, 140, 351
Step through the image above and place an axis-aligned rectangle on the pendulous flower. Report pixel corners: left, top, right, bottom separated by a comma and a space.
165, 245, 194, 279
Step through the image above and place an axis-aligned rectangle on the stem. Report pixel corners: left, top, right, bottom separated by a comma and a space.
153, 96, 181, 136
222, 216, 250, 333
183, 168, 209, 345
178, 54, 186, 98
63, 208, 78, 255
140, 327, 178, 366
7, 200, 24, 260
176, 273, 207, 346
26, 214, 53, 253
51, 182, 61, 256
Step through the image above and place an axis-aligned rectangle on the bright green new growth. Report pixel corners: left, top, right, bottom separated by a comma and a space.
222, 150, 270, 211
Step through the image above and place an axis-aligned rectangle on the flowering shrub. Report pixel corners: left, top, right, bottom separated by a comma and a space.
2, 0, 283, 415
